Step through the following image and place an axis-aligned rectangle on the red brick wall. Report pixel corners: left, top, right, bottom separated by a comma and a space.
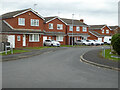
4, 11, 44, 31
67, 26, 88, 34
15, 34, 43, 48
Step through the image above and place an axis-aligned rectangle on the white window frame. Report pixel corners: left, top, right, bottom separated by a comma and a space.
31, 19, 39, 26
18, 18, 25, 26
76, 26, 80, 31
17, 36, 21, 41
106, 30, 109, 34
56, 36, 63, 41
49, 23, 53, 29
69, 26, 73, 31
29, 34, 39, 42
82, 27, 87, 32
57, 24, 63, 30
102, 29, 104, 33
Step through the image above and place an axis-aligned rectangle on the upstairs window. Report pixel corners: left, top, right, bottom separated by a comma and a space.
31, 19, 39, 26
76, 26, 80, 31
57, 24, 63, 30
18, 18, 25, 26
69, 26, 73, 31
106, 30, 109, 34
102, 29, 104, 33
82, 27, 87, 32
49, 23, 53, 29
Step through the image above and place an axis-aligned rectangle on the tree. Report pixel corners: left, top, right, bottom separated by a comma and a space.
111, 33, 120, 55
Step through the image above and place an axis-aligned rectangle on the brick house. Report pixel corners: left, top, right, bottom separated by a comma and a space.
60, 18, 89, 45
88, 25, 112, 42
43, 16, 67, 45
0, 8, 45, 48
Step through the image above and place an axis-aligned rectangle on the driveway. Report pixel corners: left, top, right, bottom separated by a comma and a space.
2, 47, 118, 88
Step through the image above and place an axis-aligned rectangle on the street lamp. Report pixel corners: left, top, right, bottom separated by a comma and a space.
72, 14, 74, 46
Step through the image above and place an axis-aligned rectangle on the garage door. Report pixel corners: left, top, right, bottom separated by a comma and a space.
8, 35, 15, 48
43, 36, 47, 43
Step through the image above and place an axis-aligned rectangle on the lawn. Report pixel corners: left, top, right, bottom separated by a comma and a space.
0, 49, 29, 55
100, 49, 120, 61
23, 46, 56, 49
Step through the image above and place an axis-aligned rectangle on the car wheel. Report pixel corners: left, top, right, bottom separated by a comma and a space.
51, 44, 53, 46
82, 43, 86, 45
44, 43, 46, 46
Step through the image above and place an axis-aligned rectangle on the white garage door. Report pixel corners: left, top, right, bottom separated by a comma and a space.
43, 36, 47, 43
8, 35, 15, 48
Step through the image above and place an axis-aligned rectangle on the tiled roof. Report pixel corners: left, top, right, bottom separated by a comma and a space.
44, 16, 57, 23
1, 8, 31, 19
60, 18, 88, 26
89, 25, 105, 30
109, 26, 119, 30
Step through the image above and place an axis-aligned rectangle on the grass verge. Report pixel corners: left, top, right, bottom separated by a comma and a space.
0, 49, 29, 56
100, 49, 120, 61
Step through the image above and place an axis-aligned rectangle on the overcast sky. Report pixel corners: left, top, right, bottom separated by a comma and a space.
0, 0, 119, 26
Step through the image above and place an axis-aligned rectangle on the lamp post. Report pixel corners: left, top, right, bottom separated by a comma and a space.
72, 14, 74, 46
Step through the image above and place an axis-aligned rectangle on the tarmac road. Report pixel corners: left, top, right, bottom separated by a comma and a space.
2, 47, 118, 88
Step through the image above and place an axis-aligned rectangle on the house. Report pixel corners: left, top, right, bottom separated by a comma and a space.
60, 18, 89, 45
109, 26, 119, 34
88, 25, 112, 42
43, 16, 67, 45
0, 8, 45, 48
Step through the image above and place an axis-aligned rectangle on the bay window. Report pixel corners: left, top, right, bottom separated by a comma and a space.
29, 34, 39, 42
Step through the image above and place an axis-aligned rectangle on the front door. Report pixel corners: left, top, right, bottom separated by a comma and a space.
23, 35, 26, 46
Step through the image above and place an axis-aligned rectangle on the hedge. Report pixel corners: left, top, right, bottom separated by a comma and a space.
111, 33, 120, 55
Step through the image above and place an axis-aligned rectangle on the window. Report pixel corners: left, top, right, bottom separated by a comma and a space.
69, 26, 73, 31
49, 23, 53, 29
106, 30, 109, 34
56, 36, 63, 41
57, 24, 63, 30
17, 36, 21, 41
31, 19, 39, 26
18, 18, 25, 26
29, 34, 39, 42
102, 29, 104, 33
76, 26, 80, 31
82, 27, 87, 32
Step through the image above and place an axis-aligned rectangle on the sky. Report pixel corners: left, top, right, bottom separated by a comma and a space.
0, 0, 119, 26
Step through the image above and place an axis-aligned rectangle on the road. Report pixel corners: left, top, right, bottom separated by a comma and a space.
2, 47, 118, 88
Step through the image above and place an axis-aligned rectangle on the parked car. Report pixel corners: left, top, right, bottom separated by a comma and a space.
93, 40, 104, 45
88, 40, 100, 46
103, 36, 112, 45
82, 40, 91, 46
44, 39, 60, 47
74, 40, 83, 45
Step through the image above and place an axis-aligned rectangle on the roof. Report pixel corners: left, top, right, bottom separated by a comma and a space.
60, 18, 88, 26
0, 20, 44, 34
109, 26, 119, 30
1, 8, 44, 20
1, 8, 30, 19
44, 16, 57, 23
89, 25, 105, 30
89, 30, 111, 38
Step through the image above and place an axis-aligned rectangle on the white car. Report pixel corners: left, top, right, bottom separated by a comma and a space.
44, 39, 60, 47
94, 40, 104, 45
82, 40, 91, 46
89, 40, 100, 46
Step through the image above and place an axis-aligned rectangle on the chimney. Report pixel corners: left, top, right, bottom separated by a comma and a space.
80, 19, 84, 23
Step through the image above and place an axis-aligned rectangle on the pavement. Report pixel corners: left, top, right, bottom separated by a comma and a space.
2, 47, 118, 88
81, 49, 120, 71
2, 47, 66, 61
